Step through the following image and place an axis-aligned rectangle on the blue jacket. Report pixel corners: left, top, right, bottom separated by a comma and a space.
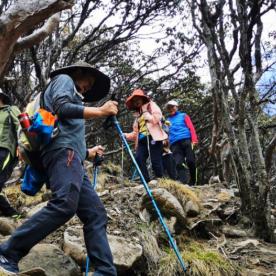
167, 111, 191, 145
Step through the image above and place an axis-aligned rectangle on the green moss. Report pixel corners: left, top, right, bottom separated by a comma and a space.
158, 240, 240, 276
158, 178, 201, 208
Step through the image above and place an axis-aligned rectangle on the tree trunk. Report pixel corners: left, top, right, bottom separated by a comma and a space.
0, 0, 73, 80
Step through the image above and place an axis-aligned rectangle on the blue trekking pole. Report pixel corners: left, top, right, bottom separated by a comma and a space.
105, 116, 187, 273
85, 155, 104, 276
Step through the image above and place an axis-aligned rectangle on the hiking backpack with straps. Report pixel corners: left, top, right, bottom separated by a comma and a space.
18, 88, 58, 195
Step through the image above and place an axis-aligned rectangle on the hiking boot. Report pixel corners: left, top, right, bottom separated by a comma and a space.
0, 254, 19, 275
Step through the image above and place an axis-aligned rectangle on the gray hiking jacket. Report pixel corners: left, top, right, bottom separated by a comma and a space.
42, 74, 87, 161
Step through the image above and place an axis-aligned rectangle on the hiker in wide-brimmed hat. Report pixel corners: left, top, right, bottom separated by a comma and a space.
124, 89, 167, 183
0, 62, 118, 275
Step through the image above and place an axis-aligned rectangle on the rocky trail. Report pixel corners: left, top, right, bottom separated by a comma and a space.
0, 163, 275, 275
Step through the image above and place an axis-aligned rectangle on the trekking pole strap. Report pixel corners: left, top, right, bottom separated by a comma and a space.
92, 166, 98, 190
110, 116, 186, 272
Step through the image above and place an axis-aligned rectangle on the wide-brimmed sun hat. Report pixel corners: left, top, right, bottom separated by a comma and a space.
166, 100, 179, 107
125, 89, 150, 110
0, 88, 11, 105
49, 61, 110, 102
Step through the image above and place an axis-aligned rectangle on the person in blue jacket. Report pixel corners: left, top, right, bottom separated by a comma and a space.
0, 61, 118, 275
166, 100, 198, 185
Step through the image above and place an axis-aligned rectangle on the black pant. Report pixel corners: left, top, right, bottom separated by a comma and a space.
136, 137, 163, 182
162, 153, 177, 180
0, 148, 18, 216
170, 139, 196, 185
0, 148, 116, 275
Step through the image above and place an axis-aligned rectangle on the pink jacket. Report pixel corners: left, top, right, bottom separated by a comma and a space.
125, 101, 168, 148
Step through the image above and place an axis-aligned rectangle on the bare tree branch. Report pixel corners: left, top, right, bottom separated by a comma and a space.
14, 14, 60, 52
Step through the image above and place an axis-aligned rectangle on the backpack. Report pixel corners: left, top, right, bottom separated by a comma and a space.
18, 90, 58, 169
18, 88, 58, 196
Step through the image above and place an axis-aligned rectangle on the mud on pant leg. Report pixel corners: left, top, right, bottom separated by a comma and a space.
0, 149, 83, 263
77, 174, 116, 276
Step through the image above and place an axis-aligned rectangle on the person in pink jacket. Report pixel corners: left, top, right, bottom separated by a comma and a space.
124, 89, 167, 182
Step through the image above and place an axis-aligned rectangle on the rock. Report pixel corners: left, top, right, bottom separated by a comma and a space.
141, 188, 186, 225
185, 200, 200, 217
27, 202, 48, 217
148, 179, 158, 187
108, 235, 143, 271
236, 239, 260, 248
19, 243, 79, 276
63, 226, 86, 265
63, 226, 143, 271
218, 206, 238, 219
0, 217, 17, 235
216, 189, 234, 202
164, 217, 177, 234
222, 226, 247, 238
138, 231, 162, 268
187, 218, 222, 238
244, 269, 274, 275
209, 175, 221, 184
139, 208, 151, 223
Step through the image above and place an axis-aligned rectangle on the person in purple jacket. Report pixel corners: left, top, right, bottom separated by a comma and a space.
166, 100, 198, 185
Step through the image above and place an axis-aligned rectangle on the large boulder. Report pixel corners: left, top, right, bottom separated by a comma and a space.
108, 235, 143, 271
63, 226, 143, 272
19, 243, 79, 276
141, 188, 186, 225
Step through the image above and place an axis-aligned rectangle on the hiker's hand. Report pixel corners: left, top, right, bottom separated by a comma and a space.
100, 101, 118, 116
83, 101, 118, 119
88, 145, 105, 159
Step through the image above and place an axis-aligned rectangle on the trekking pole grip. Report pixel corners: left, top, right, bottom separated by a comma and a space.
94, 154, 104, 167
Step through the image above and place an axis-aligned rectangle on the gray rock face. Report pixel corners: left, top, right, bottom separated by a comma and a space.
141, 188, 187, 225
63, 226, 143, 271
19, 243, 80, 276
108, 235, 143, 270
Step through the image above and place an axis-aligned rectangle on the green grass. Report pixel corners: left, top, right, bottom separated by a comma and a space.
157, 240, 240, 276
